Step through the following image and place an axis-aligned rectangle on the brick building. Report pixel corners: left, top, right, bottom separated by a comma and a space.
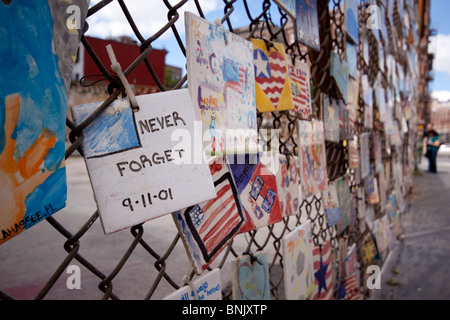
72, 36, 168, 95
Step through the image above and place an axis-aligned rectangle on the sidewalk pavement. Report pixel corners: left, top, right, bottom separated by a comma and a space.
371, 155, 450, 300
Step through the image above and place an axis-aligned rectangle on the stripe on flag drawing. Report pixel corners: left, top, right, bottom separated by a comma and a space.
290, 69, 310, 108
256, 50, 287, 108
185, 172, 244, 262
225, 66, 246, 93
312, 240, 334, 300
343, 273, 361, 300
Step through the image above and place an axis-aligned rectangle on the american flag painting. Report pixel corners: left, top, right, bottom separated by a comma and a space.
297, 120, 328, 198
312, 240, 334, 300
174, 158, 245, 274
346, 243, 358, 276
343, 273, 361, 300
185, 12, 257, 155
277, 155, 301, 217
240, 161, 282, 230
225, 65, 248, 93
288, 58, 312, 119
251, 39, 293, 112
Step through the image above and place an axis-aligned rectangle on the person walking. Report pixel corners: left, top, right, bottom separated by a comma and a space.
424, 123, 441, 173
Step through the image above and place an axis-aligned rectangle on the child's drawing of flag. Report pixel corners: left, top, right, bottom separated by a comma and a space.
288, 59, 312, 119
175, 158, 246, 274
312, 240, 334, 300
251, 39, 293, 112
343, 273, 361, 300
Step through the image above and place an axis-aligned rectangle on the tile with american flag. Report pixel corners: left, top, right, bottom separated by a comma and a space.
251, 39, 293, 112
239, 160, 283, 231
287, 58, 312, 119
185, 11, 257, 155
174, 157, 246, 275
228, 153, 283, 233
342, 273, 362, 300
311, 239, 335, 300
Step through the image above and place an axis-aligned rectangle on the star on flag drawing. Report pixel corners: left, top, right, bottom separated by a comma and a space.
251, 39, 293, 112
312, 240, 334, 300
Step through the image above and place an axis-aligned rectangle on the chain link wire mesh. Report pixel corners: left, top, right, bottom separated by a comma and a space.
0, 0, 429, 300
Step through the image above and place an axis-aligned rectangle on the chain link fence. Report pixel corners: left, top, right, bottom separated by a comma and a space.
0, 0, 430, 300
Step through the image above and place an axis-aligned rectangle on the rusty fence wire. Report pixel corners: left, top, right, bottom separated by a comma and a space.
0, 0, 428, 300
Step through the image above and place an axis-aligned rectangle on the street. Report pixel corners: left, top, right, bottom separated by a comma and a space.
372, 153, 450, 300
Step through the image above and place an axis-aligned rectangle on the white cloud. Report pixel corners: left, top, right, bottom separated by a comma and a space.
431, 90, 450, 102
85, 0, 222, 41
430, 34, 450, 75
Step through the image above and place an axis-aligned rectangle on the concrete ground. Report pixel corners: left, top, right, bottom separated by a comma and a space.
372, 153, 450, 300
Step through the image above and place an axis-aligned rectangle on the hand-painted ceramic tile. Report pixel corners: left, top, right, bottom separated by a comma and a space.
252, 39, 293, 112
348, 139, 360, 169
346, 41, 358, 79
282, 220, 315, 300
373, 133, 383, 173
373, 215, 390, 255
174, 157, 246, 274
364, 100, 374, 129
387, 193, 397, 220
288, 58, 312, 119
72, 89, 216, 235
227, 153, 260, 233
391, 210, 401, 240
390, 122, 402, 147
338, 237, 348, 279
377, 86, 387, 123
0, 0, 88, 245
342, 273, 361, 300
231, 251, 271, 300
365, 165, 375, 195
368, 177, 380, 205
350, 195, 358, 231
348, 77, 359, 121
276, 155, 301, 217
297, 120, 328, 198
273, 0, 296, 19
163, 268, 222, 300
345, 0, 359, 44
362, 74, 373, 108
360, 232, 378, 266
239, 158, 283, 230
357, 187, 366, 219
365, 204, 376, 232
360, 133, 370, 179
323, 182, 341, 226
330, 51, 349, 104
346, 244, 358, 276
362, 31, 369, 64
336, 176, 352, 235
384, 111, 395, 135
295, 0, 321, 51
185, 12, 257, 155
378, 172, 387, 212
348, 110, 356, 142
322, 94, 340, 143
312, 240, 334, 300
339, 99, 353, 141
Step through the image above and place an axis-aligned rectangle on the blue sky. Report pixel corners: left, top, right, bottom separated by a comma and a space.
429, 0, 450, 101
85, 0, 446, 100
